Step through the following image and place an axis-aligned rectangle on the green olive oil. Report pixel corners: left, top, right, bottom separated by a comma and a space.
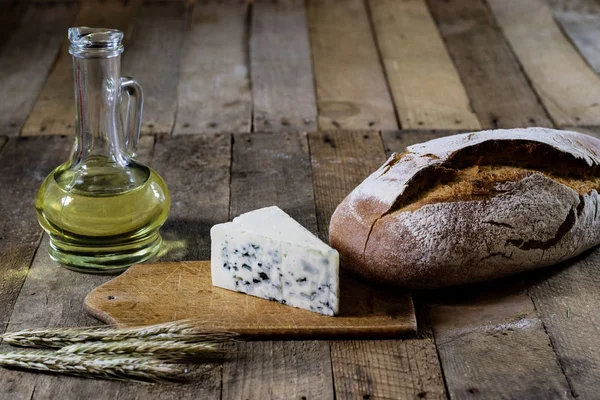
36, 160, 170, 273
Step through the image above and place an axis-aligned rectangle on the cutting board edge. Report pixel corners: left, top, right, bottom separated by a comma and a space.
83, 261, 418, 338
85, 293, 417, 337
82, 313, 417, 340
84, 284, 120, 327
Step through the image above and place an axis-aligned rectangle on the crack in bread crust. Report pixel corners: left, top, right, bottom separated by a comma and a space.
393, 165, 600, 214
361, 138, 600, 265
385, 139, 600, 216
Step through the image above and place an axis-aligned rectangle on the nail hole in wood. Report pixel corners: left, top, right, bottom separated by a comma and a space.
323, 134, 336, 148
108, 295, 115, 300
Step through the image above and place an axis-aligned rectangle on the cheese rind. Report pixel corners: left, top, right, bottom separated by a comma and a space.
210, 206, 339, 316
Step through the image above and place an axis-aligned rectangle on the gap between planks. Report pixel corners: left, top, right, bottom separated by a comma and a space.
307, 0, 398, 131
250, 0, 317, 133
0, 4, 77, 137
174, 1, 251, 136
309, 130, 446, 400
526, 126, 600, 398
21, 1, 141, 137
221, 131, 334, 400
488, 0, 600, 127
122, 2, 186, 136
426, 0, 553, 129
383, 129, 576, 399
368, 0, 480, 130
549, 0, 600, 74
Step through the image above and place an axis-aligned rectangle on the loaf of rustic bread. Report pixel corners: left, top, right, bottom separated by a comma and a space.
329, 128, 600, 288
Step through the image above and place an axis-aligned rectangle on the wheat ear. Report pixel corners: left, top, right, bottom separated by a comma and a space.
1, 320, 237, 349
57, 340, 222, 361
0, 351, 186, 382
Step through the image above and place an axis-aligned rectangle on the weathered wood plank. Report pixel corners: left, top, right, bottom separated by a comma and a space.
0, 0, 29, 50
122, 2, 185, 135
550, 0, 600, 74
307, 0, 398, 130
0, 4, 77, 136
382, 130, 572, 399
21, 1, 140, 136
223, 341, 333, 400
427, 0, 553, 129
173, 1, 251, 135
429, 284, 571, 399
153, 134, 231, 262
528, 248, 600, 398
309, 131, 446, 400
229, 132, 317, 226
567, 125, 600, 139
368, 0, 480, 130
251, 0, 317, 133
0, 137, 71, 336
222, 131, 334, 400
487, 0, 600, 126
330, 339, 445, 400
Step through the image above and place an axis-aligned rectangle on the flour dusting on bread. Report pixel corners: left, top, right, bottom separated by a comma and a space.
330, 128, 600, 288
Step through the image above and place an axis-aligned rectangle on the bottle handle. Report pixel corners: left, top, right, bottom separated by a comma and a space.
120, 77, 144, 157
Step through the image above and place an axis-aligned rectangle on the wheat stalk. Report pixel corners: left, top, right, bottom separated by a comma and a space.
0, 351, 186, 382
57, 339, 222, 361
1, 320, 237, 349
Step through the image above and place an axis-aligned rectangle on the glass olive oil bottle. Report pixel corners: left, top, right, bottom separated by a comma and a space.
36, 28, 170, 273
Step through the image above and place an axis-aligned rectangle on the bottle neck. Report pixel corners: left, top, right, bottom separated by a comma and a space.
72, 55, 128, 166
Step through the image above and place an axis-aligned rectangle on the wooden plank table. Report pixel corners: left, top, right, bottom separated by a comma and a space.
1, 0, 600, 398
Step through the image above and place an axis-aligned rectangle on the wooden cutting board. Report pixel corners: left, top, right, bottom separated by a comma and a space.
85, 261, 416, 339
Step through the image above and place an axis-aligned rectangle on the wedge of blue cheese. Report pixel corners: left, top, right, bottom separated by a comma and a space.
210, 206, 339, 316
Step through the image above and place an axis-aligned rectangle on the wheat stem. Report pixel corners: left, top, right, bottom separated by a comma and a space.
0, 351, 186, 382
1, 320, 237, 349
57, 340, 222, 361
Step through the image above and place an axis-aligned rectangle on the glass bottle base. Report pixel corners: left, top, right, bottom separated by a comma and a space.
47, 233, 163, 274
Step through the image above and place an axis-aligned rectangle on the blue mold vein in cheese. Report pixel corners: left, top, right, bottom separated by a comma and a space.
210, 206, 339, 316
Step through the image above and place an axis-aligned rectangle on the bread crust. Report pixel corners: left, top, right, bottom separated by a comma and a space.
329, 128, 600, 288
